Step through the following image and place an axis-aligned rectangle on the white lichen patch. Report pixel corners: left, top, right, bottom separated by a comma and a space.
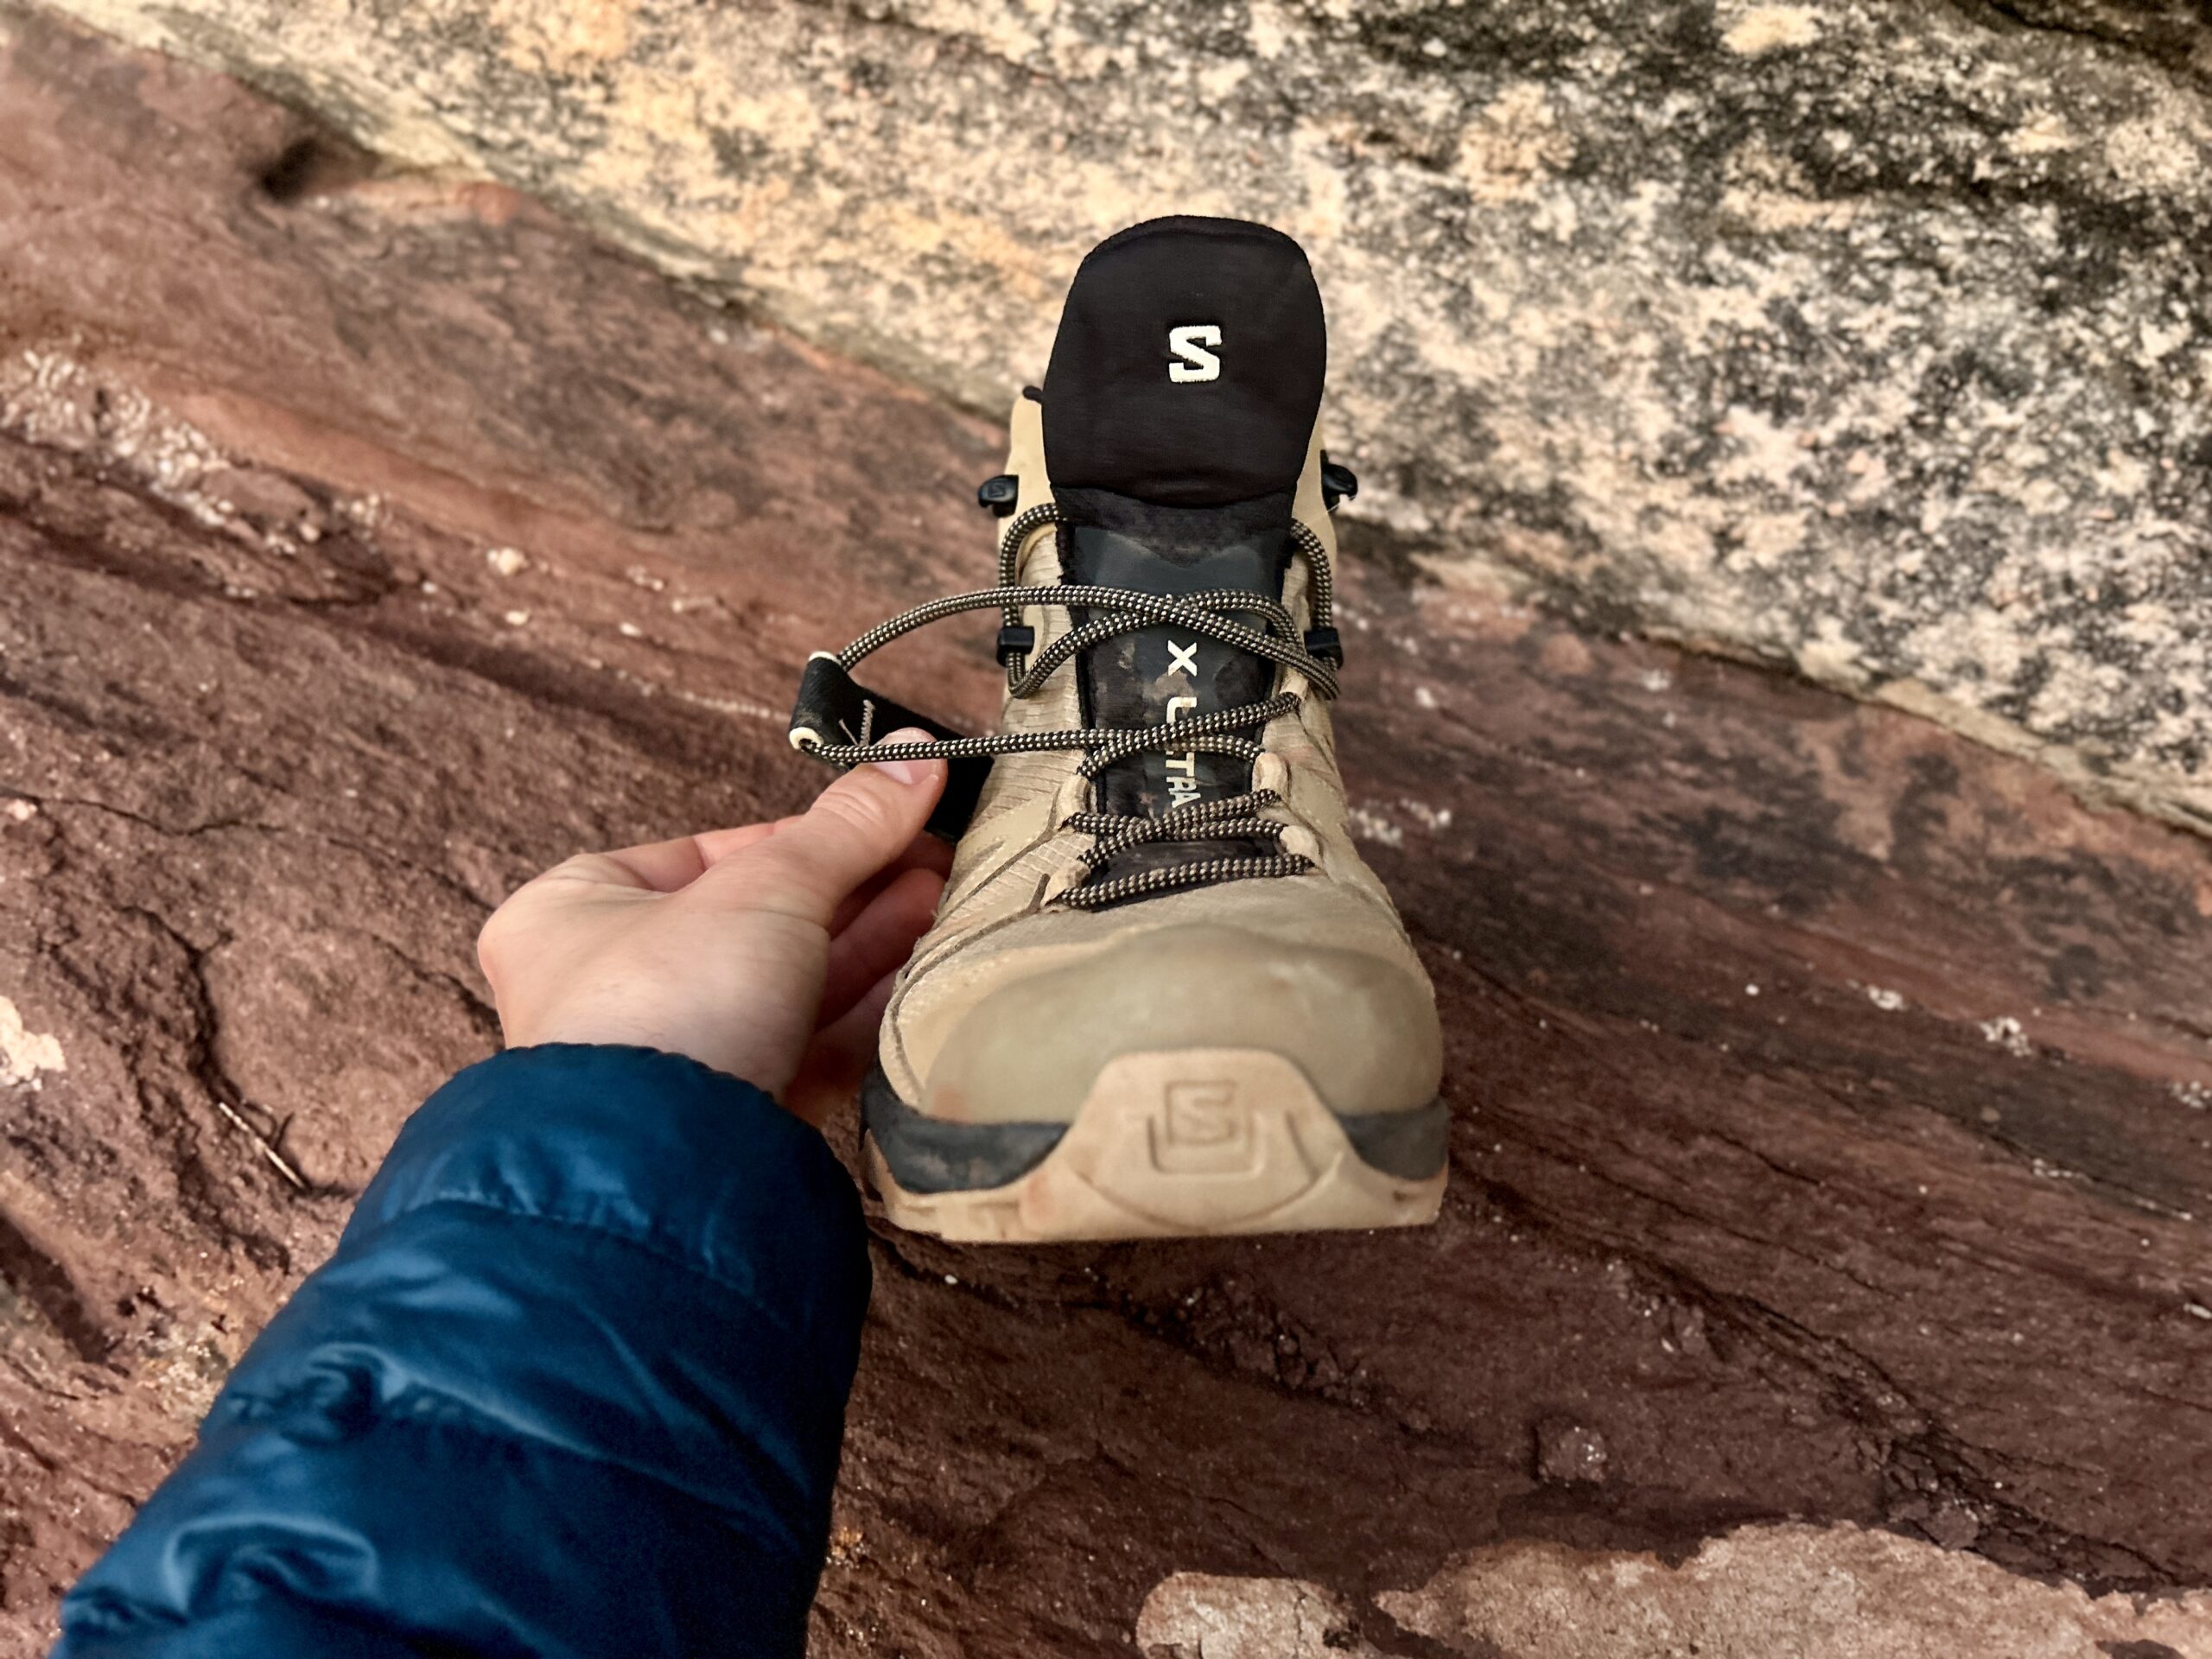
485, 546, 530, 576
0, 351, 226, 514
1347, 805, 1405, 848
1721, 5, 1823, 56
668, 689, 781, 722
2105, 106, 2208, 196
1376, 1522, 2212, 1656
2005, 111, 2077, 156
1979, 1015, 2033, 1058
1137, 1574, 1376, 1659
0, 995, 67, 1088
1865, 985, 1905, 1012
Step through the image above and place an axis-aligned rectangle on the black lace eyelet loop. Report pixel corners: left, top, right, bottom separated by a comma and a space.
976, 474, 1020, 517
1319, 458, 1358, 512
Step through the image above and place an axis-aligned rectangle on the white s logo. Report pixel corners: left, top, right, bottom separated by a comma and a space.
1167, 324, 1223, 384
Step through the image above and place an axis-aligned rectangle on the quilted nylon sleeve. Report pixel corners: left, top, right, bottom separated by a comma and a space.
53, 1044, 872, 1659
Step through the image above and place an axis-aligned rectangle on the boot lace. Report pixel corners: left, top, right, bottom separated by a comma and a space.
793, 502, 1342, 909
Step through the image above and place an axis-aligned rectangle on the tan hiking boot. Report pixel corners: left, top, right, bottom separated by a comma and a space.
789, 216, 1446, 1242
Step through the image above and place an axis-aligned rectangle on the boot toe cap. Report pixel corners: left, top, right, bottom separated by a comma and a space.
901, 918, 1442, 1126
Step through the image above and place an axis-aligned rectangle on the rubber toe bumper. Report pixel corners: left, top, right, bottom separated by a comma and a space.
864, 1051, 1448, 1243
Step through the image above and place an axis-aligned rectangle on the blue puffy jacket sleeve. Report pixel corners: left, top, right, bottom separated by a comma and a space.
54, 1044, 872, 1659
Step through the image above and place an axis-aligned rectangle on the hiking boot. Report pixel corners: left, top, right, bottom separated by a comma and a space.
789, 216, 1446, 1242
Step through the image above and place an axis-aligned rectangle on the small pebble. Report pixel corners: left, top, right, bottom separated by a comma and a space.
1534, 1418, 1609, 1485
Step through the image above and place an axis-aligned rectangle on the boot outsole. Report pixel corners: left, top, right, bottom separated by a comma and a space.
862, 1050, 1447, 1243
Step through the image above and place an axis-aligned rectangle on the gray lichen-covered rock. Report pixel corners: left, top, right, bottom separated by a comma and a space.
33, 0, 2212, 830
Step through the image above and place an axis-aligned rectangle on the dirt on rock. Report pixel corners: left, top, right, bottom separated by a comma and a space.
2, 13, 2210, 1657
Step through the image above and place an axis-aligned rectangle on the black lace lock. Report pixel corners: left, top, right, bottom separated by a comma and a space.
786, 652, 989, 842
1320, 457, 1359, 512
1304, 626, 1344, 668
995, 623, 1037, 666
976, 474, 1020, 517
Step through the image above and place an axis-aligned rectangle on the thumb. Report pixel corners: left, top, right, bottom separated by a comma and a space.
729, 728, 948, 924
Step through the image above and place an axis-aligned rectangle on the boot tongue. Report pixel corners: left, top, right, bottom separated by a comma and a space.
1043, 215, 1325, 505
1040, 218, 1326, 829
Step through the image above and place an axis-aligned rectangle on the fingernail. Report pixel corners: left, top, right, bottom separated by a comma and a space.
871, 726, 938, 786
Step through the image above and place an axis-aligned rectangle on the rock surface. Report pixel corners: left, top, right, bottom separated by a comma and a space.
26, 0, 2212, 839
1144, 1524, 2212, 1658
3, 13, 2212, 1658
1137, 1574, 1378, 1658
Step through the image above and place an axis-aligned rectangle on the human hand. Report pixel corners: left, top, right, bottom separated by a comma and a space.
477, 729, 949, 1124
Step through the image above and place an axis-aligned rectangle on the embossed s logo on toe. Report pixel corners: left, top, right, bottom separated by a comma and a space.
1152, 1081, 1256, 1175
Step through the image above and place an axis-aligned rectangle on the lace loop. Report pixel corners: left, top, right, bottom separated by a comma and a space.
798, 503, 1340, 906
1066, 788, 1294, 865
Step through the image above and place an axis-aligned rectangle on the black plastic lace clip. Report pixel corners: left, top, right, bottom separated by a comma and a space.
995, 624, 1037, 667
787, 653, 989, 841
1304, 626, 1344, 668
1319, 456, 1359, 512
976, 474, 1020, 517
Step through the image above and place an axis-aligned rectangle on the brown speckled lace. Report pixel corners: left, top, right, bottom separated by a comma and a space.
792, 504, 1340, 908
